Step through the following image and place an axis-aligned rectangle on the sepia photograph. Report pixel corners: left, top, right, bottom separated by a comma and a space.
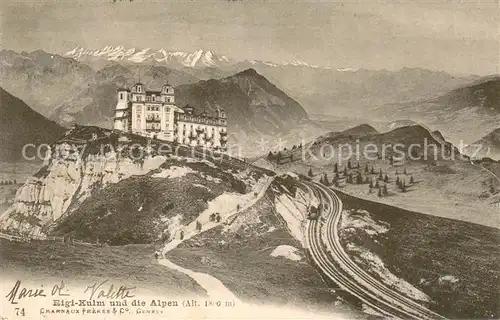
0, 0, 499, 319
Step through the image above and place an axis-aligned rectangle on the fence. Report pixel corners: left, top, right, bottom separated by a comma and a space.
0, 231, 101, 246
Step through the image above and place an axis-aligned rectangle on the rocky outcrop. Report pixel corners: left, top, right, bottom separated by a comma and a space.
0, 141, 167, 236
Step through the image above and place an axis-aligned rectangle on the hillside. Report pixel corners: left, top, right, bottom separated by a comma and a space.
265, 123, 499, 228
166, 175, 363, 317
303, 124, 464, 164
374, 77, 500, 147
0, 125, 275, 242
337, 191, 500, 318
465, 128, 500, 160
0, 87, 66, 161
432, 77, 500, 114
0, 50, 95, 117
175, 68, 309, 134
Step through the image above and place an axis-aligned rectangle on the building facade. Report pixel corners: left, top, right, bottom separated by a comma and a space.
175, 105, 227, 150
114, 83, 227, 150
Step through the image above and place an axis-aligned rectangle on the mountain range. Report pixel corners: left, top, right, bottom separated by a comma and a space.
63, 45, 318, 70
2, 47, 499, 156
62, 45, 481, 116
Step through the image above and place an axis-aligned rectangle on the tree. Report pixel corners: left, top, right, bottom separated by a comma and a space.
334, 172, 340, 180
369, 179, 374, 188
383, 184, 388, 196
490, 185, 496, 194
324, 173, 329, 185
320, 175, 325, 185
384, 174, 389, 183
292, 145, 296, 150
401, 180, 406, 192
375, 180, 380, 188
378, 171, 383, 180
404, 168, 407, 175
371, 167, 375, 175
389, 155, 394, 166
365, 164, 369, 173
236, 204, 241, 211
409, 175, 414, 184
356, 174, 363, 184
347, 160, 352, 169
364, 176, 370, 184
333, 163, 338, 173
308, 168, 313, 177
344, 166, 348, 176
377, 188, 382, 197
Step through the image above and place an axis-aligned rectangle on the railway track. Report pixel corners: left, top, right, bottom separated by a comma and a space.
303, 181, 446, 320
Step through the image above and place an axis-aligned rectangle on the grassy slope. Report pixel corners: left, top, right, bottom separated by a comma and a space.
51, 158, 253, 245
337, 190, 500, 319
167, 188, 362, 317
0, 238, 204, 298
277, 156, 500, 228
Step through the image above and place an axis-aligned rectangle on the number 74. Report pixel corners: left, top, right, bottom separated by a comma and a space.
15, 308, 26, 316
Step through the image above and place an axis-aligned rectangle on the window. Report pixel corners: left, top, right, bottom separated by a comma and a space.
120, 93, 124, 100
152, 95, 155, 102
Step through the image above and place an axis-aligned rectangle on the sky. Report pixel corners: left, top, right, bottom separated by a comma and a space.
1, 0, 499, 75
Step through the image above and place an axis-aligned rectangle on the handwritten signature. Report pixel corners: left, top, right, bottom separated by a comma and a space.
5, 280, 69, 304
83, 280, 136, 300
5, 279, 135, 304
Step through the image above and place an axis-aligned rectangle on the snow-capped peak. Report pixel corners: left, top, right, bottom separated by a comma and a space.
64, 45, 233, 68
64, 45, 346, 70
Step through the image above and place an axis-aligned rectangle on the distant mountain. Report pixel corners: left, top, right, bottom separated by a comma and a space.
375, 76, 500, 147
466, 128, 500, 160
175, 68, 309, 134
0, 50, 94, 117
431, 77, 500, 114
231, 64, 479, 117
304, 123, 464, 162
0, 87, 65, 161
